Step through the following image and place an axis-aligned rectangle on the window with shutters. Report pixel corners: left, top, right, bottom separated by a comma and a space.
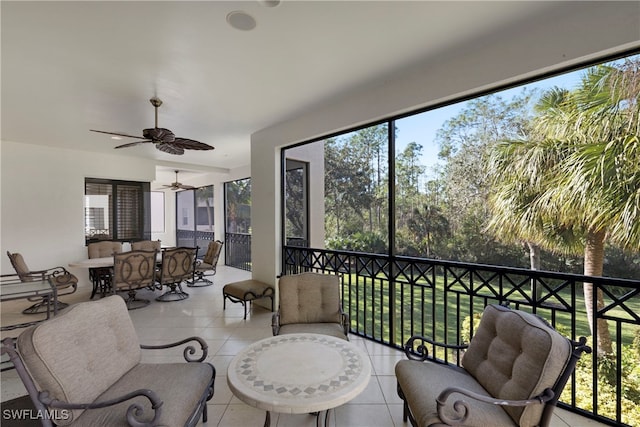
84, 178, 151, 244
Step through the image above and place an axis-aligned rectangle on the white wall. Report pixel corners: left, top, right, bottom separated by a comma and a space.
0, 141, 155, 284
250, 2, 640, 285
0, 141, 246, 286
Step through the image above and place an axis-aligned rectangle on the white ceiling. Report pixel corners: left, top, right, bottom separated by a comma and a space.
0, 1, 631, 184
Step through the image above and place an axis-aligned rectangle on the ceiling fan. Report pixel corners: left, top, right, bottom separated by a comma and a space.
90, 97, 214, 155
162, 170, 196, 191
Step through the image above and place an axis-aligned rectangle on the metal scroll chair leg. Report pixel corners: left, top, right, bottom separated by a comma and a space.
22, 299, 68, 315
156, 282, 189, 302
121, 289, 151, 310
187, 270, 213, 287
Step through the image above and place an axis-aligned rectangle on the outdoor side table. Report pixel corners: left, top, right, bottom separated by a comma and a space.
227, 333, 371, 427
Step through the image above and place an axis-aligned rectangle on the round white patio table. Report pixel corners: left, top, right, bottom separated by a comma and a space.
227, 333, 371, 427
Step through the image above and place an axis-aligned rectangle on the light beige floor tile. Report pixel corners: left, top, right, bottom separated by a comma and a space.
349, 375, 386, 404
217, 403, 270, 427
335, 403, 395, 427
376, 375, 404, 405
277, 411, 335, 427
369, 354, 405, 376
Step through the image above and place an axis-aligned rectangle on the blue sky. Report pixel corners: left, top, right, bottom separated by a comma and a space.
394, 68, 585, 177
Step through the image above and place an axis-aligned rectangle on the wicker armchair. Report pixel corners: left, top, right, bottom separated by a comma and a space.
1, 296, 215, 426
395, 304, 591, 427
272, 272, 349, 340
6, 251, 78, 314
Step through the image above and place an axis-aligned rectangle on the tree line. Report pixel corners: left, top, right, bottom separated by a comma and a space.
323, 56, 640, 355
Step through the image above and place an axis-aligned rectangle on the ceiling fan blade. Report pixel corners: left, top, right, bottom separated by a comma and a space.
172, 138, 215, 151
155, 142, 184, 155
178, 184, 196, 190
92, 99, 210, 155
90, 129, 146, 139
114, 140, 152, 149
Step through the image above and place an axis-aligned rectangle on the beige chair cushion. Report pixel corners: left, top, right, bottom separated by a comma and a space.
278, 273, 342, 326
8, 252, 31, 278
396, 360, 516, 427
130, 240, 161, 251
70, 363, 213, 426
87, 241, 123, 258
17, 296, 141, 425
202, 240, 222, 265
462, 304, 571, 426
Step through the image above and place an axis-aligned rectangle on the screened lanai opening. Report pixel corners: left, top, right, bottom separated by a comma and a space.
225, 178, 252, 271
283, 52, 640, 278
281, 51, 640, 427
176, 185, 214, 251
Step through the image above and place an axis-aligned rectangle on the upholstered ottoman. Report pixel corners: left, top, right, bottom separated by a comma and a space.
223, 280, 275, 319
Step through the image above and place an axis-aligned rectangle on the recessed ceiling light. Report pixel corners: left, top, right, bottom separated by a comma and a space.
111, 136, 122, 140
227, 11, 256, 31
259, 0, 280, 7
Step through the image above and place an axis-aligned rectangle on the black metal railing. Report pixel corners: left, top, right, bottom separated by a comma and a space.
176, 230, 215, 254
225, 232, 251, 271
283, 245, 640, 427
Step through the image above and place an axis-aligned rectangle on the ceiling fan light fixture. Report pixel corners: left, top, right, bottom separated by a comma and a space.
227, 11, 256, 31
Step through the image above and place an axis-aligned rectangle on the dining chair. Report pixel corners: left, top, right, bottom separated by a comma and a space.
112, 250, 158, 309
272, 272, 349, 340
87, 241, 122, 298
156, 247, 197, 302
188, 240, 223, 287
131, 239, 162, 251
6, 251, 78, 314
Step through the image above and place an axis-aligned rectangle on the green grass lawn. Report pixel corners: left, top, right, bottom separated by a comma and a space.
342, 272, 640, 348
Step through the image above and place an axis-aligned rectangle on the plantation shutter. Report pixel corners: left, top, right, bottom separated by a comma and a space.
116, 184, 142, 240
85, 178, 150, 244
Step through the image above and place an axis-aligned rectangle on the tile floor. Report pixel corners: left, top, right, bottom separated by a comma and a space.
1, 266, 605, 426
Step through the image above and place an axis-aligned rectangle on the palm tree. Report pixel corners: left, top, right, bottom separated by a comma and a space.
487, 58, 640, 356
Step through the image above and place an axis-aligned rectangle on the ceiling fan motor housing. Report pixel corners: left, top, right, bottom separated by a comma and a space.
143, 127, 175, 142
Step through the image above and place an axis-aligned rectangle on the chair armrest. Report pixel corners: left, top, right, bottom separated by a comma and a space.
436, 386, 554, 425
30, 266, 70, 276
140, 336, 208, 362
272, 311, 280, 335
22, 269, 49, 281
40, 389, 163, 427
403, 335, 468, 361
